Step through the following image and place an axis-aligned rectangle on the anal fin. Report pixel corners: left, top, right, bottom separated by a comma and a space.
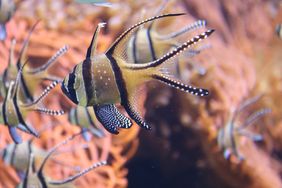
122, 92, 151, 130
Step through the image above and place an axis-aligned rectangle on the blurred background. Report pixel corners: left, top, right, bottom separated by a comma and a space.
0, 0, 282, 187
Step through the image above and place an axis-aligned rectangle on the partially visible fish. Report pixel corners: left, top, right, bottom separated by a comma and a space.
17, 132, 107, 188
0, 21, 68, 103
0, 62, 64, 144
75, 0, 113, 7
276, 24, 282, 39
0, 0, 16, 40
68, 106, 105, 141
217, 95, 271, 161
0, 139, 87, 178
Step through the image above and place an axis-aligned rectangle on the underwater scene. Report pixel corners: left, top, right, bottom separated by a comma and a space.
0, 0, 282, 187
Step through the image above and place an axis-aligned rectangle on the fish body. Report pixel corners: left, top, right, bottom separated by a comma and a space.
68, 106, 105, 141
0, 23, 68, 102
17, 133, 107, 188
0, 63, 64, 144
62, 14, 213, 134
276, 24, 282, 39
0, 0, 15, 40
0, 141, 46, 173
127, 20, 207, 64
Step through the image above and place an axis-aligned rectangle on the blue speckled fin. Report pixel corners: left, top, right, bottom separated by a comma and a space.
93, 104, 120, 134
0, 24, 7, 41
112, 105, 132, 129
8, 126, 22, 144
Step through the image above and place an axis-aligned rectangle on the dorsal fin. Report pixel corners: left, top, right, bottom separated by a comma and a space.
16, 20, 40, 69
147, 0, 169, 29
21, 80, 59, 108
48, 161, 107, 185
27, 45, 69, 74
106, 13, 186, 57
86, 23, 106, 59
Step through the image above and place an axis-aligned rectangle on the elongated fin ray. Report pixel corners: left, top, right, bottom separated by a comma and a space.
106, 13, 186, 58
33, 108, 65, 116
27, 45, 69, 74
147, 0, 169, 29
237, 94, 263, 113
37, 132, 82, 174
158, 20, 207, 40
86, 23, 106, 59
237, 129, 263, 141
126, 29, 214, 70
16, 20, 40, 69
122, 97, 151, 130
49, 161, 107, 185
238, 108, 271, 130
152, 74, 209, 96
22, 80, 59, 108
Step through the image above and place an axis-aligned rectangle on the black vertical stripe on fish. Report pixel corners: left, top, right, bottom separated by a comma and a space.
82, 59, 94, 105
85, 107, 95, 127
132, 31, 138, 63
13, 88, 38, 137
229, 122, 238, 158
105, 54, 151, 130
2, 92, 8, 125
27, 140, 36, 173
66, 66, 78, 104
146, 24, 157, 61
37, 171, 48, 188
20, 74, 34, 101
74, 107, 79, 125
2, 148, 7, 162
0, 0, 2, 9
